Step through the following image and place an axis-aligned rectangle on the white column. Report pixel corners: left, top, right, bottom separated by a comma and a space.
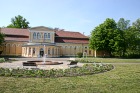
27, 47, 29, 57
31, 47, 33, 57
94, 50, 96, 58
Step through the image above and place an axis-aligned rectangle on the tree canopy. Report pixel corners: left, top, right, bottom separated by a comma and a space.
7, 15, 30, 29
89, 18, 140, 58
89, 18, 124, 56
0, 32, 5, 45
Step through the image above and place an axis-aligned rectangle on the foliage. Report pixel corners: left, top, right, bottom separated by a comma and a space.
0, 58, 5, 63
0, 64, 113, 78
89, 18, 124, 57
117, 18, 130, 31
77, 52, 83, 58
90, 18, 140, 58
7, 15, 30, 29
0, 32, 5, 45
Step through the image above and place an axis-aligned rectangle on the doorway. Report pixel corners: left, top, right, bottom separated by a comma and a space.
40, 48, 44, 57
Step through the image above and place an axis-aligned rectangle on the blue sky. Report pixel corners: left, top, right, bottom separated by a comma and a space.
0, 0, 140, 35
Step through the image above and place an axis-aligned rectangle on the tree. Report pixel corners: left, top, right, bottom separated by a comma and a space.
117, 18, 130, 56
7, 15, 30, 29
117, 18, 130, 31
125, 19, 140, 56
89, 18, 124, 57
132, 18, 140, 31
0, 32, 5, 45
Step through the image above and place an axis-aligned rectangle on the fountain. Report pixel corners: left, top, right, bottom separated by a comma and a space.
43, 54, 46, 64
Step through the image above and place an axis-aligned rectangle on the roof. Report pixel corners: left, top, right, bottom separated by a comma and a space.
0, 27, 89, 43
55, 30, 88, 38
0, 28, 29, 36
55, 37, 89, 44
29, 26, 54, 31
0, 28, 29, 42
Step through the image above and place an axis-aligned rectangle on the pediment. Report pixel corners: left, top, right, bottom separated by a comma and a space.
29, 26, 54, 31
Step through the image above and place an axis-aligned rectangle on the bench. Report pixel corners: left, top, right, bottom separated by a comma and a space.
67, 61, 78, 68
23, 62, 38, 69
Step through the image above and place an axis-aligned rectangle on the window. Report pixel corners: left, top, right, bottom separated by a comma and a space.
29, 47, 31, 55
44, 33, 47, 39
89, 50, 91, 55
48, 33, 50, 38
48, 48, 50, 55
33, 48, 35, 55
33, 32, 36, 39
52, 48, 54, 55
74, 46, 76, 50
55, 48, 57, 55
37, 33, 40, 39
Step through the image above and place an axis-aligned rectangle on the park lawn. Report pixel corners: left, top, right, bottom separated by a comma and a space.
77, 58, 140, 63
0, 63, 140, 93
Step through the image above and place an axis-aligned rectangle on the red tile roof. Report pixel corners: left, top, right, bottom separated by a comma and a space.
0, 27, 89, 43
1, 28, 29, 36
1, 28, 29, 42
55, 30, 88, 38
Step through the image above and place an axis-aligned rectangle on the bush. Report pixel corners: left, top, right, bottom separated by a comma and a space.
0, 58, 5, 63
77, 52, 83, 58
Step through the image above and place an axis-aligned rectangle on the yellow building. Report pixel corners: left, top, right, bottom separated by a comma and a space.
0, 26, 107, 57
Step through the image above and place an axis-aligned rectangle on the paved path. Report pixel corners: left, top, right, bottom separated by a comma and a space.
0, 58, 84, 70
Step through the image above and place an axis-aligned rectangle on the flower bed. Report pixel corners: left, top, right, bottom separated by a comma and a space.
0, 63, 114, 78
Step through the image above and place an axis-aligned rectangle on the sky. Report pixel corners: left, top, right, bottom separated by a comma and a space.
0, 0, 140, 36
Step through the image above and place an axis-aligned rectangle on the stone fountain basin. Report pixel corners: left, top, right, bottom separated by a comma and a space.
27, 60, 63, 65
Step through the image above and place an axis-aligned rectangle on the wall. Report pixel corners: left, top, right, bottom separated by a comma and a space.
0, 42, 26, 56
29, 31, 55, 43
56, 43, 95, 57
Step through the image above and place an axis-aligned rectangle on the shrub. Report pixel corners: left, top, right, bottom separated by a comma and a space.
0, 58, 5, 63
77, 52, 83, 58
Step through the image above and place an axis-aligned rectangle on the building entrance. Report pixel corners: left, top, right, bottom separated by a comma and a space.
40, 48, 44, 57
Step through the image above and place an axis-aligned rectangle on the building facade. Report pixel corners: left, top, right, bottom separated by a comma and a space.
0, 26, 107, 57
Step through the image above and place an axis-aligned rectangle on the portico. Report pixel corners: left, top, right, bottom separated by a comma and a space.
22, 44, 61, 58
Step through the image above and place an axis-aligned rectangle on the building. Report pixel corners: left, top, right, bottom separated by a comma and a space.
0, 26, 106, 57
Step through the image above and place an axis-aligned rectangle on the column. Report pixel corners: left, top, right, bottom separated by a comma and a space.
27, 47, 29, 57
94, 50, 96, 57
31, 47, 33, 57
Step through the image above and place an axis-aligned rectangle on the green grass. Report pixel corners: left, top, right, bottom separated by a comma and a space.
0, 63, 140, 93
76, 58, 140, 63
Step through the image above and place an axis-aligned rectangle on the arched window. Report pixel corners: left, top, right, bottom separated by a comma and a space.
37, 33, 40, 39
33, 32, 36, 39
44, 33, 47, 39
48, 33, 50, 38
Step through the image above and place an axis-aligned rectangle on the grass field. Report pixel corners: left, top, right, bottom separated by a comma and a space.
77, 58, 140, 63
0, 61, 140, 93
